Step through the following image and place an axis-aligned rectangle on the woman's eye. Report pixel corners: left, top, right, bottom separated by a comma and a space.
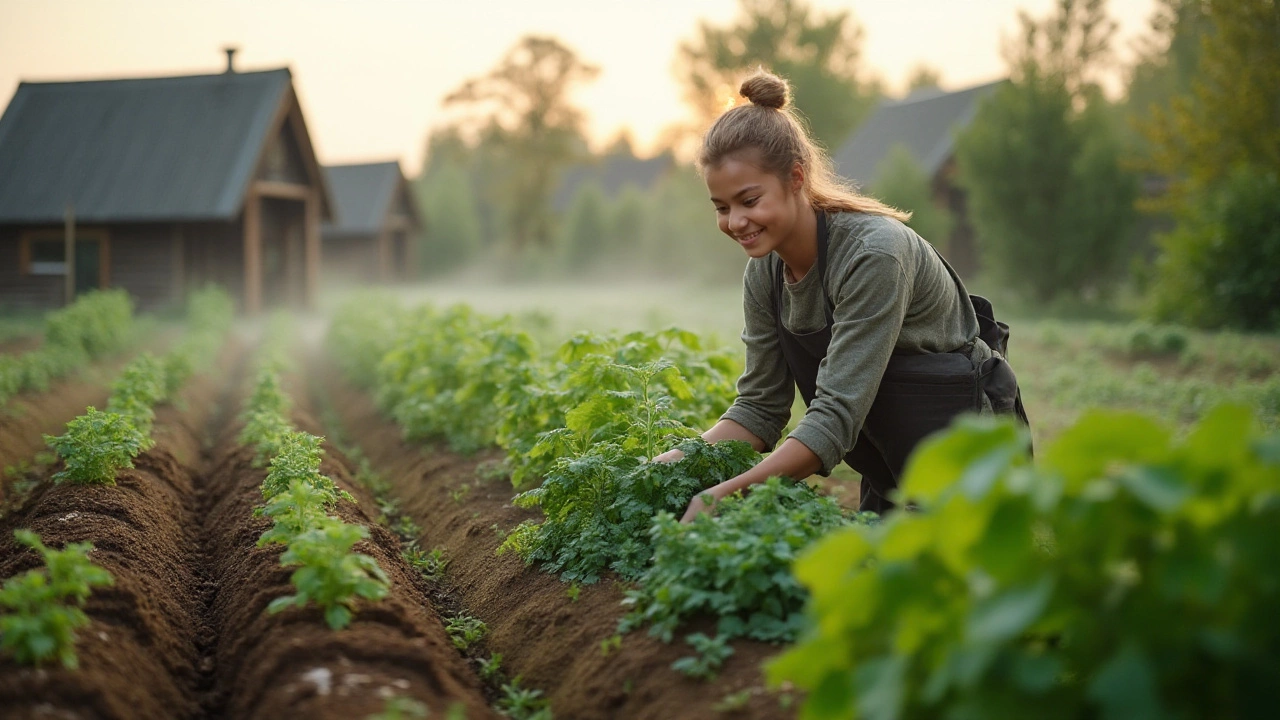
714, 206, 728, 215
744, 197, 759, 206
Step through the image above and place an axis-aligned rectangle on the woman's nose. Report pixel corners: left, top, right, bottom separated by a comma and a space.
729, 209, 749, 232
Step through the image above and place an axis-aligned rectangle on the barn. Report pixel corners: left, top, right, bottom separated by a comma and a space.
832, 80, 1003, 278
321, 160, 421, 285
0, 57, 333, 313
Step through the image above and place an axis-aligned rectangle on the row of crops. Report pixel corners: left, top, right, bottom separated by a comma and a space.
328, 292, 1280, 719
0, 288, 234, 668
0, 289, 138, 406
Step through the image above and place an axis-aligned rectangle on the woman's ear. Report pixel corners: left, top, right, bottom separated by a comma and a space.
789, 161, 806, 194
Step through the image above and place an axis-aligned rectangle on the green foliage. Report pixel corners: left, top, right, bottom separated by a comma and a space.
671, 632, 735, 680
0, 530, 114, 668
497, 678, 553, 720
620, 478, 857, 644
1, 289, 136, 406
956, 0, 1137, 302
43, 407, 154, 485
366, 696, 429, 720
769, 406, 1280, 719
478, 652, 504, 681
1148, 164, 1280, 331
403, 545, 448, 582
504, 437, 759, 584
559, 182, 611, 270
416, 160, 482, 275
267, 519, 390, 631
871, 144, 953, 251
106, 353, 168, 434
677, 0, 879, 151
259, 431, 353, 506
445, 614, 488, 650
326, 291, 406, 388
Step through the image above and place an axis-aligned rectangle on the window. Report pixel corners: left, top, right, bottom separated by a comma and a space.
20, 230, 110, 291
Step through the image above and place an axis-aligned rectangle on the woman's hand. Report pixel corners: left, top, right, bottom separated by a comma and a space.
650, 447, 686, 464
680, 488, 723, 523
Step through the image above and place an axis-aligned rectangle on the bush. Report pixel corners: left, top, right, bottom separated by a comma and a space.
1148, 164, 1280, 331
770, 406, 1280, 719
44, 407, 154, 485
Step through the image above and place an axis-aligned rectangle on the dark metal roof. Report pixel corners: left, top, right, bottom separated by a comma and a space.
832, 80, 1005, 187
321, 161, 404, 238
553, 152, 675, 212
0, 69, 292, 223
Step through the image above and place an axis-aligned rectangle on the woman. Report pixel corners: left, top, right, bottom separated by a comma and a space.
659, 70, 1029, 521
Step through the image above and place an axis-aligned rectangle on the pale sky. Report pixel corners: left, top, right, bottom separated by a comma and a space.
0, 0, 1157, 175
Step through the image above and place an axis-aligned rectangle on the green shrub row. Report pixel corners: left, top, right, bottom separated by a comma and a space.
0, 289, 136, 405
43, 287, 235, 485
240, 339, 389, 631
0, 529, 114, 668
769, 406, 1280, 719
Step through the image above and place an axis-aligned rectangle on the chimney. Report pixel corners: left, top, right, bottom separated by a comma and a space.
223, 46, 238, 74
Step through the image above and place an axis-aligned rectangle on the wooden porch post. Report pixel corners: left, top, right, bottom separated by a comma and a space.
64, 203, 76, 305
171, 225, 185, 303
377, 228, 391, 282
244, 193, 262, 315
304, 190, 320, 310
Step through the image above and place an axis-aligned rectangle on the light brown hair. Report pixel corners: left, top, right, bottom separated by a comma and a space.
698, 70, 909, 221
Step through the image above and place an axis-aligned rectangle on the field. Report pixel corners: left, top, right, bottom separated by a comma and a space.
1, 282, 1277, 719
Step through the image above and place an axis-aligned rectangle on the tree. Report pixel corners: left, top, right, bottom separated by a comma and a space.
676, 0, 880, 152
415, 160, 481, 276
444, 35, 599, 250
559, 183, 611, 270
955, 0, 1137, 302
872, 144, 953, 252
905, 65, 943, 93
1141, 0, 1280, 329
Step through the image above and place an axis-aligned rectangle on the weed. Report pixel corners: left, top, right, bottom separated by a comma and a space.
445, 614, 488, 650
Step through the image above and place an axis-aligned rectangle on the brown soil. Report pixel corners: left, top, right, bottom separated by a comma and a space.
1, 335, 498, 719
302, 352, 799, 720
199, 368, 497, 720
0, 341, 230, 719
0, 335, 42, 356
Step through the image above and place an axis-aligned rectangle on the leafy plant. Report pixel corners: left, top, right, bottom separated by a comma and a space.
259, 431, 353, 506
403, 545, 448, 582
497, 678, 553, 720
671, 632, 734, 680
106, 352, 168, 434
44, 407, 155, 485
769, 406, 1280, 720
620, 478, 859, 644
445, 614, 488, 650
366, 696, 429, 720
267, 519, 390, 631
257, 479, 334, 547
0, 530, 114, 668
477, 652, 504, 681
502, 437, 759, 583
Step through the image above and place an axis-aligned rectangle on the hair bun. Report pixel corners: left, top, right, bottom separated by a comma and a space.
739, 71, 789, 110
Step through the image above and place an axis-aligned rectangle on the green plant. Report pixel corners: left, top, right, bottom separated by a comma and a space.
565, 582, 580, 603
403, 545, 448, 582
620, 478, 859, 644
257, 479, 334, 547
502, 436, 759, 584
260, 431, 353, 506
769, 406, 1280, 719
671, 632, 734, 681
106, 352, 168, 434
497, 678, 552, 720
478, 652, 504, 681
267, 519, 390, 630
0, 530, 114, 668
599, 634, 622, 657
44, 407, 155, 485
366, 696, 429, 720
445, 614, 488, 650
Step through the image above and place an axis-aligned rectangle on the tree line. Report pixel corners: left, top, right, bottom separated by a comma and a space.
414, 0, 1279, 331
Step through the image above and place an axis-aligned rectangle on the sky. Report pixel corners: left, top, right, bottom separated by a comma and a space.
0, 0, 1158, 175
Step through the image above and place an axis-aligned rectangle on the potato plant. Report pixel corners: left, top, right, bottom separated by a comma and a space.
43, 407, 154, 485
769, 406, 1280, 720
0, 530, 114, 668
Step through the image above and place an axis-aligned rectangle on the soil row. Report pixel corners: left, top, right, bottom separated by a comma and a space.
0, 336, 496, 719
301, 350, 798, 720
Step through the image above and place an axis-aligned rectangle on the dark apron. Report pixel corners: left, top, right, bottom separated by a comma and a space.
773, 211, 1029, 513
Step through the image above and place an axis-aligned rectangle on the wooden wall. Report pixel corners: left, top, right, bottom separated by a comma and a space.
0, 226, 63, 309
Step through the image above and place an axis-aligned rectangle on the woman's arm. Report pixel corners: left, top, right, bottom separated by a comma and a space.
651, 418, 769, 464
680, 437, 821, 522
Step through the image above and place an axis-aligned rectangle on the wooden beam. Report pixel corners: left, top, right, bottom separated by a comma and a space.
244, 193, 262, 315
254, 180, 311, 201
172, 225, 185, 302
304, 190, 320, 310
377, 227, 391, 283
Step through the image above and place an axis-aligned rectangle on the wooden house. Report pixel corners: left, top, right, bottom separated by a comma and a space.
832, 80, 1003, 278
0, 57, 333, 313
321, 161, 421, 284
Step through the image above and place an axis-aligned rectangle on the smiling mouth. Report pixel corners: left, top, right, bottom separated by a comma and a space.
737, 229, 762, 244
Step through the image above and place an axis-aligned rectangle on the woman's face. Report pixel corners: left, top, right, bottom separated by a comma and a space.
705, 152, 806, 260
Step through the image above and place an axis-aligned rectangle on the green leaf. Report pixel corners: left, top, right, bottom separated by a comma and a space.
965, 575, 1053, 645
1086, 642, 1162, 720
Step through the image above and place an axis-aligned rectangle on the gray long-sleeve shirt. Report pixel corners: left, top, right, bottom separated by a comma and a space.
721, 211, 986, 474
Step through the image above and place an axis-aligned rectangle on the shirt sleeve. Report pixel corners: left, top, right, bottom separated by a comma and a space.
787, 249, 911, 474
719, 260, 793, 450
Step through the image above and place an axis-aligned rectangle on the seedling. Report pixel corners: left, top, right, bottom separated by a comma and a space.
0, 530, 114, 668
565, 582, 580, 603
267, 520, 390, 630
366, 696, 428, 720
477, 652, 504, 681
445, 614, 488, 650
671, 633, 734, 680
599, 634, 622, 657
402, 544, 448, 582
44, 407, 154, 485
496, 678, 552, 720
